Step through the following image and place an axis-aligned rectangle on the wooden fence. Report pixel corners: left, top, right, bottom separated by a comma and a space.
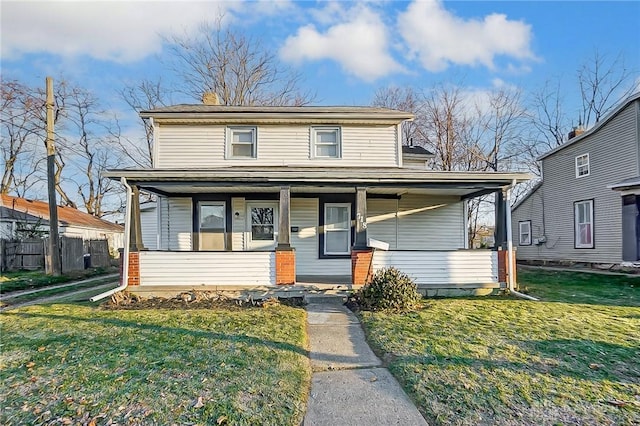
1, 239, 44, 271
1, 238, 112, 273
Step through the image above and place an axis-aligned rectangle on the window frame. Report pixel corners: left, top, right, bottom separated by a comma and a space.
575, 153, 590, 178
574, 199, 594, 249
323, 203, 351, 255
518, 220, 532, 246
311, 126, 342, 159
227, 126, 257, 159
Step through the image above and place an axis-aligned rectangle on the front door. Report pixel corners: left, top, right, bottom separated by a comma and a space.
247, 202, 278, 250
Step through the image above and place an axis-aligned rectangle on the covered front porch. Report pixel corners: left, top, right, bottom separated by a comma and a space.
105, 167, 528, 295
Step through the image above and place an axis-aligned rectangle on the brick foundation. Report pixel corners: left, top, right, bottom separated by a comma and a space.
275, 249, 296, 285
351, 248, 374, 285
126, 251, 140, 286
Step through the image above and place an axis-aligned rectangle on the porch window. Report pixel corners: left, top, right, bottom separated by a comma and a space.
518, 221, 531, 245
575, 153, 589, 177
324, 203, 351, 255
199, 202, 226, 250
228, 126, 257, 158
574, 199, 594, 248
312, 127, 341, 158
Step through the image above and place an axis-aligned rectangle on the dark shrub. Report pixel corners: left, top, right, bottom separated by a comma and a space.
353, 267, 421, 312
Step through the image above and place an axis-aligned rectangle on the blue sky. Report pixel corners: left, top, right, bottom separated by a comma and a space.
2, 0, 640, 123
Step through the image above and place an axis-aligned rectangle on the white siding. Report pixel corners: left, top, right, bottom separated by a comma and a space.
290, 198, 351, 276
231, 197, 246, 250
140, 204, 158, 250
139, 251, 275, 286
397, 194, 464, 250
373, 250, 499, 286
367, 199, 397, 249
159, 198, 192, 251
155, 124, 399, 168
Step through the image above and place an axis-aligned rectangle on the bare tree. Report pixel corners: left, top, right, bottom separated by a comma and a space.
372, 86, 424, 146
58, 85, 121, 217
578, 51, 635, 126
1, 80, 44, 194
117, 78, 170, 167
164, 20, 315, 105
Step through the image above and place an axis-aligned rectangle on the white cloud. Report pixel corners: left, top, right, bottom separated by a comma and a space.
398, 0, 535, 72
280, 6, 403, 82
1, 1, 237, 62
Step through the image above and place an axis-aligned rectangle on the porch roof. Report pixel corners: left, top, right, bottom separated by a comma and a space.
104, 167, 530, 198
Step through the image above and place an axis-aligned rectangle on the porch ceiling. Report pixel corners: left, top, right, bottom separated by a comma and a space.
104, 167, 530, 198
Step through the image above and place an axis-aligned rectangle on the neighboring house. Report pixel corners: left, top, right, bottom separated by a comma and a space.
104, 104, 528, 296
511, 92, 640, 265
0, 194, 124, 251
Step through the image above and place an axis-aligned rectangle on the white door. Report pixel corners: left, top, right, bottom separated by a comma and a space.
246, 202, 278, 250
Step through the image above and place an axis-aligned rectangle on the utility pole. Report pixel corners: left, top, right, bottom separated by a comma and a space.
46, 77, 62, 276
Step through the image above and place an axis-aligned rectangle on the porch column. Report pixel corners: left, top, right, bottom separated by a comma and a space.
277, 186, 291, 248
129, 185, 145, 252
276, 186, 295, 285
494, 190, 507, 249
354, 186, 368, 249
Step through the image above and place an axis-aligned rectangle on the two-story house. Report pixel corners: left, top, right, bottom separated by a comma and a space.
511, 92, 640, 266
98, 103, 529, 299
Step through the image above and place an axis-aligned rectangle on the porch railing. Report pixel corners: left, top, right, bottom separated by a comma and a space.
372, 250, 499, 287
138, 251, 276, 286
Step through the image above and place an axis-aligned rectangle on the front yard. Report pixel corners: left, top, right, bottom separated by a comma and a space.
359, 269, 640, 425
0, 303, 310, 425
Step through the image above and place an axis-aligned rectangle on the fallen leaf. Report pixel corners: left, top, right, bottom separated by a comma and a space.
369, 376, 378, 382
604, 400, 628, 407
88, 420, 97, 426
193, 396, 204, 409
217, 415, 228, 425
589, 363, 603, 370
25, 361, 35, 368
38, 346, 46, 352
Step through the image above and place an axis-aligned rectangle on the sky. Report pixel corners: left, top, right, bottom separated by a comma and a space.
2, 0, 639, 113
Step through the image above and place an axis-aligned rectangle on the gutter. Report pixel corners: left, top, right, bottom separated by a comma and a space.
504, 178, 539, 301
90, 177, 132, 302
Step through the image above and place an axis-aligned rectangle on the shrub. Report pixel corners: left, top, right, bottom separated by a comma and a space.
353, 267, 422, 312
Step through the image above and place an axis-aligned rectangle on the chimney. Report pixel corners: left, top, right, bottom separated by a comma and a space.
568, 119, 585, 140
202, 92, 220, 105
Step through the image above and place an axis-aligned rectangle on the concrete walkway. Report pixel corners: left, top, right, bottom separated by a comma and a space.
304, 296, 427, 426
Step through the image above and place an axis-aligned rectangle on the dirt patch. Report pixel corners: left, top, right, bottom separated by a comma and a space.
102, 290, 305, 310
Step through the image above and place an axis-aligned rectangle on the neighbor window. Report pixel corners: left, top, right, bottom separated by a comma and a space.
518, 221, 531, 246
574, 200, 594, 248
575, 153, 590, 177
312, 127, 341, 158
228, 126, 257, 158
324, 203, 350, 255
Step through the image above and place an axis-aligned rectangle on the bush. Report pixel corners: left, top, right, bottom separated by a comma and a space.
353, 267, 422, 312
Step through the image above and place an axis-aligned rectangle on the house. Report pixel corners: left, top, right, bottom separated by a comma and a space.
101, 104, 529, 298
0, 194, 124, 251
511, 92, 640, 265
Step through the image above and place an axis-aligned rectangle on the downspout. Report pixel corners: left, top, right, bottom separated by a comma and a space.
90, 177, 132, 302
504, 179, 539, 301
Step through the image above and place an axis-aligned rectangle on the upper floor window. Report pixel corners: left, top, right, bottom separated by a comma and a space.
312, 127, 341, 158
574, 199, 594, 248
575, 153, 589, 177
227, 126, 257, 158
518, 221, 531, 246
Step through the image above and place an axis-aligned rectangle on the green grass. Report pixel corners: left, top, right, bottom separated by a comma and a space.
358, 269, 640, 425
518, 268, 639, 306
0, 303, 311, 425
0, 267, 117, 294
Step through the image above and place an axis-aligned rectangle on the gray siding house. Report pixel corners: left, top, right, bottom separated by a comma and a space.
512, 92, 640, 264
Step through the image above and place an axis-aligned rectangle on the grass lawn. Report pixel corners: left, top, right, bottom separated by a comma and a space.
1, 303, 310, 425
358, 269, 640, 425
0, 267, 117, 294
